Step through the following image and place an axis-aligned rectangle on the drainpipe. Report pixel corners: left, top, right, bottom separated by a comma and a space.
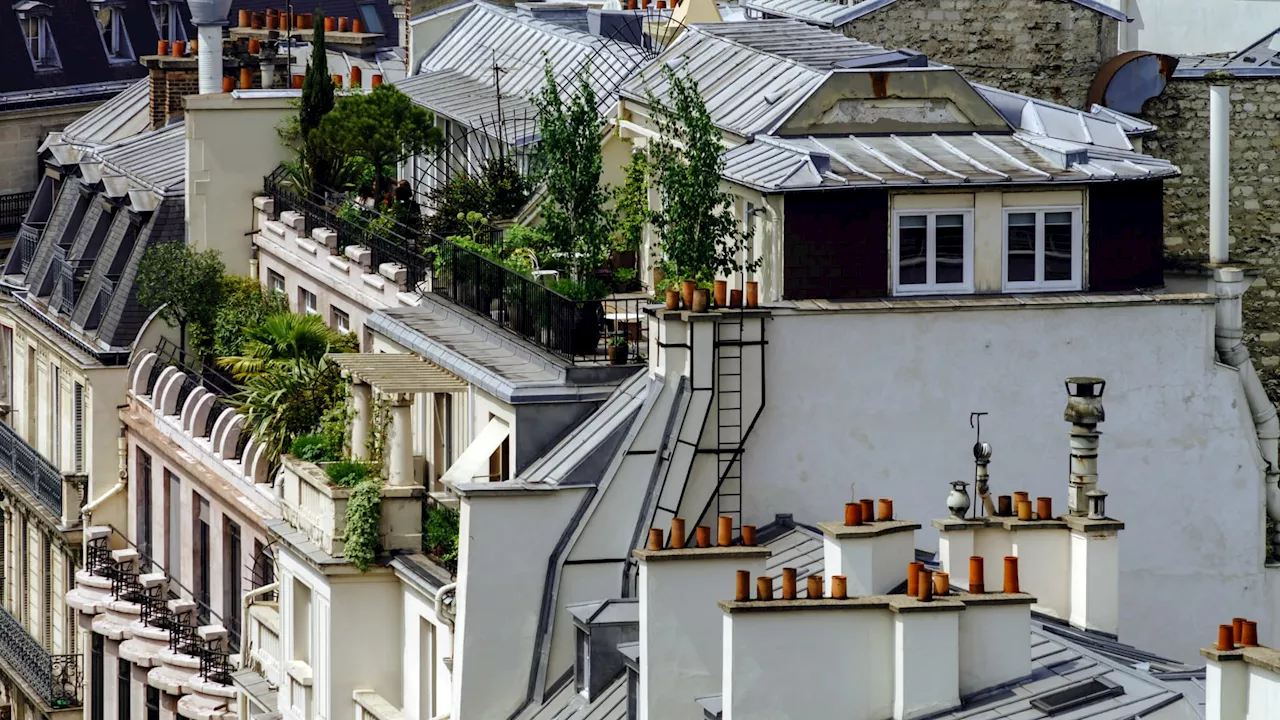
240, 581, 280, 668
435, 582, 457, 627
81, 425, 128, 559
1215, 267, 1280, 553
1210, 84, 1230, 264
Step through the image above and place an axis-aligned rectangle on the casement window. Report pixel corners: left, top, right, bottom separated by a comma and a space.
90, 634, 104, 720
92, 4, 133, 62
268, 270, 285, 296
193, 493, 210, 624
151, 1, 185, 42
137, 449, 153, 562
146, 686, 161, 720
118, 659, 131, 718
299, 287, 318, 316
332, 307, 350, 334
892, 210, 973, 296
16, 3, 60, 69
357, 2, 383, 33
224, 518, 241, 650
1003, 207, 1083, 292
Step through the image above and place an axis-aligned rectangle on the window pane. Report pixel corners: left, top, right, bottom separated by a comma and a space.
898, 216, 927, 286
359, 3, 384, 33
1044, 212, 1074, 282
1007, 212, 1036, 283
935, 214, 965, 285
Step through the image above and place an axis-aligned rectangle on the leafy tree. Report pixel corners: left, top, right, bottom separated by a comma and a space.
317, 84, 442, 201
424, 156, 531, 237
276, 8, 344, 191
646, 68, 757, 283
300, 9, 334, 134
189, 275, 289, 358
231, 354, 346, 468
613, 147, 649, 254
135, 242, 225, 353
532, 61, 613, 282
218, 313, 347, 381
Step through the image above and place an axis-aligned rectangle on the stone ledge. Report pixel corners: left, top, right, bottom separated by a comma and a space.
818, 519, 922, 539
632, 546, 772, 562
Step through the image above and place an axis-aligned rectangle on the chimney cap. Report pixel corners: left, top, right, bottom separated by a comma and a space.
1064, 377, 1106, 424
188, 0, 233, 26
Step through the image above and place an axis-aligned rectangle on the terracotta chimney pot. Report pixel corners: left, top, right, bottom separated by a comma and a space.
917, 569, 934, 602
831, 575, 847, 599
647, 527, 663, 551
248, 38, 261, 54
266, 14, 278, 29
157, 40, 170, 56
1013, 491, 1030, 505
332, 74, 343, 88
781, 568, 797, 600
1219, 624, 1236, 651
338, 16, 350, 31
222, 76, 235, 93
280, 13, 290, 30
694, 526, 710, 548
1016, 500, 1032, 521
350, 66, 362, 88
353, 17, 365, 32
301, 13, 313, 29
1234, 617, 1246, 645
806, 575, 823, 599
670, 518, 686, 549
906, 561, 924, 597
324, 16, 336, 31
1036, 497, 1053, 520
240, 67, 253, 90
741, 525, 757, 547
717, 516, 732, 547
877, 498, 893, 521
627, 0, 636, 8
735, 570, 750, 602
859, 498, 875, 523
1243, 620, 1259, 647
190, 39, 197, 53
1003, 556, 1020, 594
371, 74, 384, 87
933, 571, 949, 596
968, 556, 985, 594
844, 502, 862, 527
238, 9, 250, 26
292, 74, 304, 89
756, 577, 773, 601
997, 495, 1012, 516
171, 40, 185, 56
251, 12, 263, 28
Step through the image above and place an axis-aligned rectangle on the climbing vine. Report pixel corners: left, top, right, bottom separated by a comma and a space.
365, 395, 392, 472
343, 479, 382, 572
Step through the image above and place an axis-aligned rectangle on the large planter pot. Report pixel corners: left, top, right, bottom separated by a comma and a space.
746, 281, 759, 308
664, 289, 680, 310
681, 279, 696, 309
608, 342, 628, 365
730, 289, 743, 308
692, 288, 710, 313
564, 300, 604, 357
713, 280, 727, 308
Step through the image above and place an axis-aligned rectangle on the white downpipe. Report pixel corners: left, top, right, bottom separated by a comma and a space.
240, 582, 280, 669
197, 25, 223, 94
1210, 84, 1231, 264
435, 582, 457, 627
1215, 268, 1280, 547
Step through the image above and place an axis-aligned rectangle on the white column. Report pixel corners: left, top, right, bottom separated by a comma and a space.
388, 394, 414, 487
1210, 84, 1231, 264
351, 382, 371, 461
197, 24, 224, 95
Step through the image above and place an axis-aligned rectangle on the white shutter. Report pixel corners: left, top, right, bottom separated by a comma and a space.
26, 520, 39, 634
51, 547, 64, 653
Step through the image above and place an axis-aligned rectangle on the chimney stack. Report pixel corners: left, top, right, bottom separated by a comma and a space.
819, 499, 919, 596
1064, 377, 1105, 517
187, 0, 233, 95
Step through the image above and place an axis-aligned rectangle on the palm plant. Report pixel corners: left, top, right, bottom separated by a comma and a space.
233, 356, 346, 466
218, 313, 345, 381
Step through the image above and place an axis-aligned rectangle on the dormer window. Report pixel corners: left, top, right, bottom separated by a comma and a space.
91, 1, 133, 62
13, 1, 59, 69
151, 0, 185, 43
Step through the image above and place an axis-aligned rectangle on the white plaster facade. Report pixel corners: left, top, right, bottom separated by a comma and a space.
1116, 0, 1280, 56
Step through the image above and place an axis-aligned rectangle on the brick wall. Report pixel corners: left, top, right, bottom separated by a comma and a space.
144, 56, 199, 130
842, 0, 1119, 109
1143, 77, 1280, 398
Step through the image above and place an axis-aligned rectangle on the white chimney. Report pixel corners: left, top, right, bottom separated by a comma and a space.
635, 520, 769, 720
187, 0, 232, 94
820, 499, 918, 596
1200, 621, 1272, 720
1210, 84, 1230, 264
956, 558, 1033, 697
894, 600, 962, 719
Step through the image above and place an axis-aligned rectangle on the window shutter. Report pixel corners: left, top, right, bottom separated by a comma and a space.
73, 382, 84, 473
42, 534, 51, 649
51, 546, 64, 653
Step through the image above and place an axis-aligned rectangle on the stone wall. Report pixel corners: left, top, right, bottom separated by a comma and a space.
1143, 77, 1280, 399
0, 105, 97, 195
842, 0, 1119, 109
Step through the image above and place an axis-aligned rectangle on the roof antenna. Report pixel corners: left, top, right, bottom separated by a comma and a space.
970, 412, 995, 518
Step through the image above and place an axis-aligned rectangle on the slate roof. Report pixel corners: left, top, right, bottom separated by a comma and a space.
740, 0, 1129, 27
0, 0, 153, 94
396, 69, 538, 140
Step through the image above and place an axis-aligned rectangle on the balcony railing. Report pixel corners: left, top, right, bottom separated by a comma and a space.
0, 420, 63, 517
0, 605, 82, 708
261, 167, 650, 364
0, 191, 35, 235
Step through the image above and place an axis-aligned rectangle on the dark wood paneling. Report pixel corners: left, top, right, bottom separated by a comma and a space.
783, 189, 889, 300
1088, 180, 1164, 292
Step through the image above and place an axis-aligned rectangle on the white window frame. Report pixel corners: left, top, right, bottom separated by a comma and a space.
93, 5, 133, 62
1001, 206, 1083, 292
332, 307, 350, 334
19, 12, 59, 69
891, 209, 974, 296
299, 287, 318, 316
150, 1, 185, 42
268, 270, 286, 296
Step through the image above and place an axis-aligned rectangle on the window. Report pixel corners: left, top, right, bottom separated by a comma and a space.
252, 539, 274, 589
357, 3, 383, 33
50, 363, 59, 466
332, 307, 350, 334
151, 1, 184, 42
193, 493, 210, 624
137, 449, 153, 562
419, 617, 436, 718
165, 471, 181, 579
72, 382, 83, 473
1, 326, 11, 411
893, 210, 973, 295
93, 5, 133, 61
146, 686, 160, 720
91, 633, 104, 720
299, 287, 318, 316
1003, 207, 1083, 292
118, 658, 131, 718
268, 270, 286, 296
18, 9, 59, 69
224, 518, 241, 650
433, 393, 453, 479
292, 579, 311, 663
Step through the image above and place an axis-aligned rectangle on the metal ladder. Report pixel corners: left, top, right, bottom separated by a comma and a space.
715, 317, 745, 530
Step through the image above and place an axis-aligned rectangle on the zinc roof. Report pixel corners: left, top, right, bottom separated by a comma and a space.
741, 0, 1129, 27
96, 121, 187, 195
721, 132, 1176, 191
620, 21, 890, 137
975, 83, 1136, 151
396, 69, 538, 142
56, 78, 150, 149
526, 675, 626, 720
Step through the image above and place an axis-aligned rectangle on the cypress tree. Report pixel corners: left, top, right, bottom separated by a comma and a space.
300, 8, 333, 134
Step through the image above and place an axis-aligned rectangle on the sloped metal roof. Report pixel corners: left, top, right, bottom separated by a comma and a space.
743, 0, 1129, 27
526, 675, 626, 720
396, 69, 538, 141
56, 78, 150, 148
1175, 25, 1280, 77
721, 132, 1177, 191
414, 1, 649, 112
620, 20, 889, 137
975, 83, 1135, 151
97, 121, 187, 195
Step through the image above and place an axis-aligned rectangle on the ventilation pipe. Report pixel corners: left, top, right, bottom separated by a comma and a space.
188, 0, 233, 94
1214, 268, 1280, 552
1064, 378, 1105, 517
1210, 84, 1230, 264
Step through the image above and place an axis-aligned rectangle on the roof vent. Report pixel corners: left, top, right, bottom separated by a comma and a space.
1029, 677, 1123, 715
809, 152, 831, 175
763, 89, 782, 105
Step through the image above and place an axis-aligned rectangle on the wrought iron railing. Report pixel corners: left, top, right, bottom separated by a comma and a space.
0, 191, 35, 235
147, 337, 238, 398
0, 605, 82, 708
423, 494, 459, 577
13, 222, 43, 273
0, 420, 63, 516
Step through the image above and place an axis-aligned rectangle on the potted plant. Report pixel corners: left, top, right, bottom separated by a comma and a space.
607, 332, 629, 365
